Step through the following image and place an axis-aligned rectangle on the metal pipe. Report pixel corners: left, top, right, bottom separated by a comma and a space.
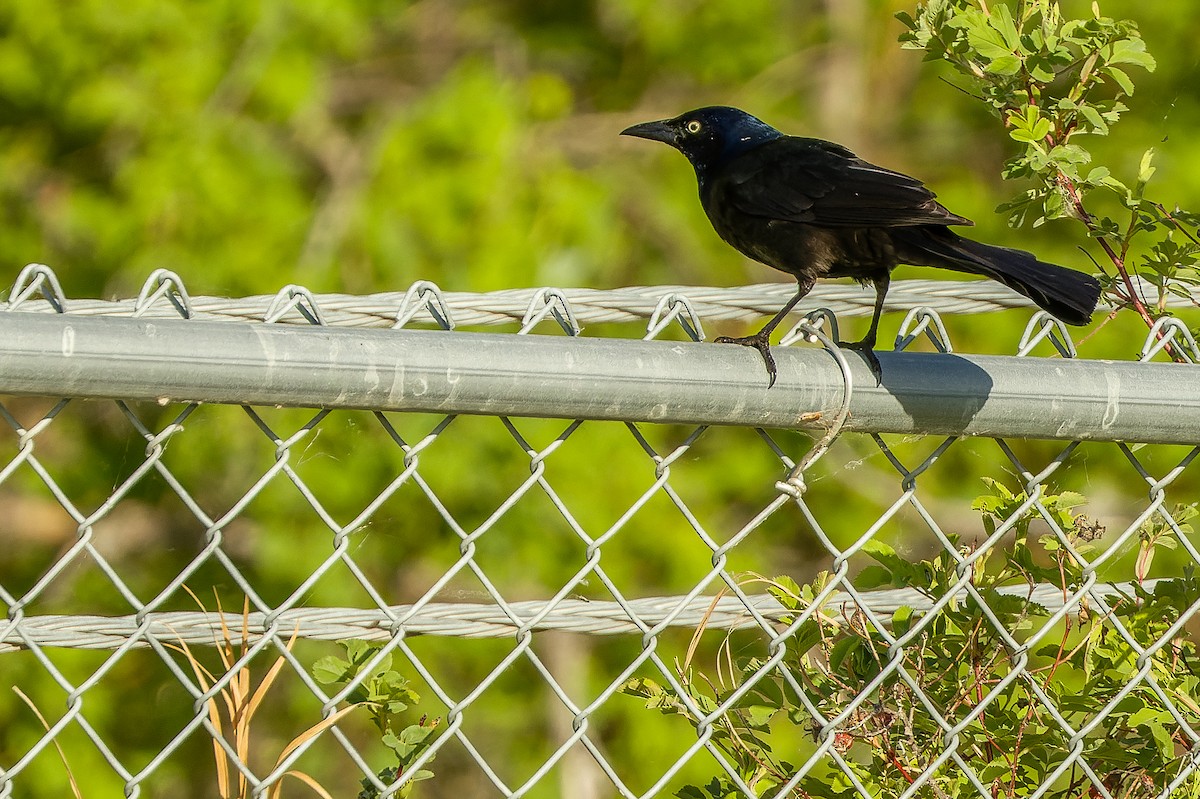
0, 312, 1196, 443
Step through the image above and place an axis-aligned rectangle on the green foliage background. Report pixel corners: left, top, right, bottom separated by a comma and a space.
5, 0, 1196, 303
2, 1, 1199, 797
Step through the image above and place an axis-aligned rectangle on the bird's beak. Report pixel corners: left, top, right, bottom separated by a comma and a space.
620, 119, 678, 146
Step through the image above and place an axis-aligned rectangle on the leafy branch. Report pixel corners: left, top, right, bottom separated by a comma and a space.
897, 0, 1200, 356
623, 482, 1200, 798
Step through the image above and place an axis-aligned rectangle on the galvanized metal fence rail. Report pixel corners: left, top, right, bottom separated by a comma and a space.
2, 263, 1199, 799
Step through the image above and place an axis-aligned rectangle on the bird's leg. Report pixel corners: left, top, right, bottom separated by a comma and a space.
715, 276, 815, 388
837, 273, 888, 384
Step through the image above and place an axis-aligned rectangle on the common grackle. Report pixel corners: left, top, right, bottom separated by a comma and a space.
622, 106, 1101, 385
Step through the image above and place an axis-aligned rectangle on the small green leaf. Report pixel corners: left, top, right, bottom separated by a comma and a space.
861, 538, 898, 560
381, 731, 403, 752
744, 705, 777, 729
985, 55, 1022, 76
621, 676, 663, 700
312, 656, 352, 685
828, 636, 860, 675
1137, 717, 1174, 755
1128, 706, 1165, 727
956, 8, 1015, 62
1108, 37, 1157, 71
1106, 66, 1135, 95
1099, 175, 1129, 195
854, 564, 894, 590
792, 619, 824, 655
1028, 60, 1057, 83
382, 724, 437, 760
676, 786, 708, 799
1078, 104, 1108, 134
1048, 145, 1090, 168
989, 4, 1021, 49
1138, 148, 1157, 187
1008, 106, 1052, 143
398, 723, 436, 745
1052, 491, 1087, 509
980, 759, 1012, 781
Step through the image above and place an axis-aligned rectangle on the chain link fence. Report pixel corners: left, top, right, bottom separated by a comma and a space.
2, 263, 1200, 798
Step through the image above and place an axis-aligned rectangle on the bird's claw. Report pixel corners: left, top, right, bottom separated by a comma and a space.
714, 331, 881, 388
836, 339, 883, 385
715, 333, 779, 388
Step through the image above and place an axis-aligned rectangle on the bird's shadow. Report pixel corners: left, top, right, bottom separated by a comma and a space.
846, 348, 994, 436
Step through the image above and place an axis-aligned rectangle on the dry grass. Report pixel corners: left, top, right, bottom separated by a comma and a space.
12, 686, 84, 799
170, 588, 362, 799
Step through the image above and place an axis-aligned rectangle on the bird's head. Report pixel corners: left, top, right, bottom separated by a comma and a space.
621, 106, 783, 180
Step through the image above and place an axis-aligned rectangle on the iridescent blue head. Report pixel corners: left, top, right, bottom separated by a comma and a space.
621, 106, 783, 184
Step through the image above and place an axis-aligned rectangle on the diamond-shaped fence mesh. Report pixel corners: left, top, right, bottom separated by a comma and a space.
3, 263, 1200, 798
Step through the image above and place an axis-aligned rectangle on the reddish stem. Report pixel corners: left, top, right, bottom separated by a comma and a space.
888, 748, 915, 783
1055, 171, 1181, 361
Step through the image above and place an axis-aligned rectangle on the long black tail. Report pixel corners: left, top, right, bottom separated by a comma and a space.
892, 227, 1101, 326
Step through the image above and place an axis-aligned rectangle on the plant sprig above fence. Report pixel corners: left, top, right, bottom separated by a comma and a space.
313, 641, 439, 799
898, 0, 1200, 353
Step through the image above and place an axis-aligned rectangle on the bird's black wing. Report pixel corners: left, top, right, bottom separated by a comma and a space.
717, 137, 973, 228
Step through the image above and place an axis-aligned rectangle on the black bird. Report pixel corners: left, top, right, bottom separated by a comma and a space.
621, 106, 1101, 385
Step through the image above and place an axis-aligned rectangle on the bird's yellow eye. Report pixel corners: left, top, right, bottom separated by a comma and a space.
685, 120, 703, 134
